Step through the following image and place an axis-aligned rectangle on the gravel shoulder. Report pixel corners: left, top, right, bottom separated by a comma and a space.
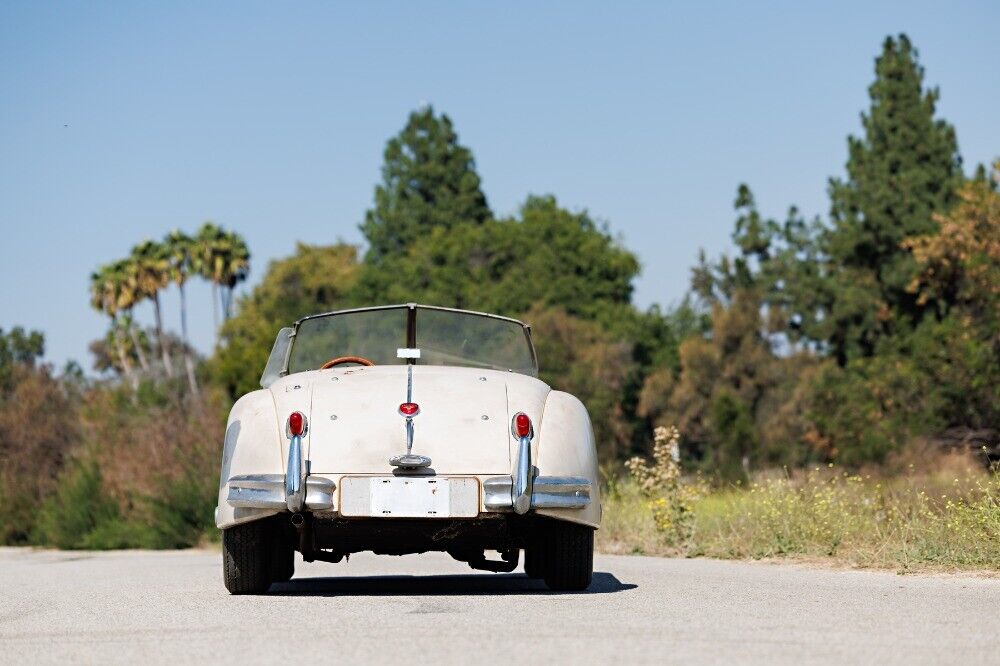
0, 547, 997, 664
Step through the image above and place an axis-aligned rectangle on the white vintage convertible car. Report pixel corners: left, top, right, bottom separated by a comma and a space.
217, 304, 601, 593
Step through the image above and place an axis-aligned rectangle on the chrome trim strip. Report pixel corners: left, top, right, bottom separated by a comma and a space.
405, 365, 416, 454
228, 474, 335, 510
484, 475, 592, 510
483, 476, 513, 510
512, 435, 533, 514
390, 364, 432, 469
228, 485, 285, 509
295, 303, 529, 328
285, 434, 304, 512
303, 476, 336, 510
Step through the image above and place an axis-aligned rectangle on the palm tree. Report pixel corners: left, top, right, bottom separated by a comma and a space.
130, 240, 174, 378
89, 264, 138, 389
220, 229, 250, 320
194, 223, 251, 339
193, 222, 226, 335
107, 259, 150, 374
164, 229, 199, 395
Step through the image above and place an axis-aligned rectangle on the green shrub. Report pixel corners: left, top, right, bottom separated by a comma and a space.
144, 465, 218, 548
34, 458, 122, 549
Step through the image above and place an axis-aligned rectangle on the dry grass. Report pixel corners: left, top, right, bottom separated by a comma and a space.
599, 453, 1000, 572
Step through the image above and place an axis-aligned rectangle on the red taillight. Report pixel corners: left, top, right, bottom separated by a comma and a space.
399, 402, 420, 416
288, 412, 305, 436
513, 412, 532, 438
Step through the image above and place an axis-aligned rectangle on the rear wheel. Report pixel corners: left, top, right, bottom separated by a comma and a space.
539, 521, 594, 592
523, 546, 545, 579
222, 521, 272, 594
269, 532, 295, 583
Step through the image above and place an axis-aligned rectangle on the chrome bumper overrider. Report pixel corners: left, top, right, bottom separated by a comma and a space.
483, 475, 592, 511
227, 474, 336, 510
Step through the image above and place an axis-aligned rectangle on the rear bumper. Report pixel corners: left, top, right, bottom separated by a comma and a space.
224, 473, 591, 513
482, 475, 592, 510
227, 474, 336, 510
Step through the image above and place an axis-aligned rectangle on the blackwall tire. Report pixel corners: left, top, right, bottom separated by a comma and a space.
541, 522, 594, 592
269, 523, 295, 583
222, 521, 272, 595
523, 546, 545, 579
269, 538, 295, 583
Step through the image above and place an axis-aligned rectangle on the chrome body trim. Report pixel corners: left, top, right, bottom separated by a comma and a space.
483, 476, 514, 509
285, 434, 305, 511
295, 303, 529, 328
512, 435, 533, 514
389, 364, 433, 470
228, 474, 335, 510
303, 475, 335, 509
484, 475, 592, 510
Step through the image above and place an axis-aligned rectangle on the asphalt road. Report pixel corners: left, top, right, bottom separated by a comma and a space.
0, 547, 997, 665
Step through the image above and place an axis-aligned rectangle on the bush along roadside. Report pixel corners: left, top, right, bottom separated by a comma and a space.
601, 428, 1000, 571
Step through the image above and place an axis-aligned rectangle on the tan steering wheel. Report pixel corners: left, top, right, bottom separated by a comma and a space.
319, 355, 376, 370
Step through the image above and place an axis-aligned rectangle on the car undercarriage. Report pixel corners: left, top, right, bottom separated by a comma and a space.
223, 512, 595, 593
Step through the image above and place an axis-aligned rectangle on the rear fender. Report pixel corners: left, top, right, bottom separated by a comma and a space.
534, 391, 602, 528
216, 390, 284, 529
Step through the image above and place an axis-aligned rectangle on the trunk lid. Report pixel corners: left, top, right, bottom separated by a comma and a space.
304, 365, 514, 474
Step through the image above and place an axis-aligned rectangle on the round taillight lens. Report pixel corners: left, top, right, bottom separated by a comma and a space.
288, 412, 305, 436
513, 412, 532, 438
399, 402, 420, 416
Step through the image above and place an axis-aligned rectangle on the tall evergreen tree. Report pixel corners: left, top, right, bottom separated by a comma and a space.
823, 34, 962, 362
360, 106, 491, 262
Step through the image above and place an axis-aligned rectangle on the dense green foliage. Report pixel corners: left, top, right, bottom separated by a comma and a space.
645, 34, 998, 475
360, 106, 491, 263
823, 35, 962, 362
0, 326, 44, 391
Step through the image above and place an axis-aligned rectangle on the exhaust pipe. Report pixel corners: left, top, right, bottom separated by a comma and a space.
291, 512, 343, 563
291, 513, 311, 561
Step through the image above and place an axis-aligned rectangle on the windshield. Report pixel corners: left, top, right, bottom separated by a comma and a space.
286, 306, 537, 376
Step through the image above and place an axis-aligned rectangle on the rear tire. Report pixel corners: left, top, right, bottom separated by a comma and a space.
539, 521, 594, 592
222, 521, 272, 595
269, 534, 295, 583
523, 546, 545, 579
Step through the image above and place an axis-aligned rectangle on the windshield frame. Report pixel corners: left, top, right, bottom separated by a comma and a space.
284, 304, 538, 376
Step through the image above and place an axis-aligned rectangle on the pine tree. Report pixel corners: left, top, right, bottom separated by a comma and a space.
823, 34, 962, 362
360, 106, 491, 263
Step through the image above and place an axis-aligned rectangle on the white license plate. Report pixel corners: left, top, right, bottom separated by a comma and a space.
370, 477, 451, 517
339, 477, 480, 518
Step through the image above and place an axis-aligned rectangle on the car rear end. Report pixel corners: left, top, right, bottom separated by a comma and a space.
218, 305, 599, 594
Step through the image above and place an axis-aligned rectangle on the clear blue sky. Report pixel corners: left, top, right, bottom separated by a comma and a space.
1, 1, 997, 370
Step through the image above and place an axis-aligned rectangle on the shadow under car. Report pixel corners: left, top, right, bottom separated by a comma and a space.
266, 571, 636, 597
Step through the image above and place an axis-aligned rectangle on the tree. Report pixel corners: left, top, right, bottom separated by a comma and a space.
89, 263, 138, 389
905, 166, 1000, 328
901, 167, 1000, 432
102, 260, 151, 375
359, 194, 640, 326
130, 240, 174, 378
210, 243, 360, 398
526, 305, 636, 462
639, 289, 787, 480
360, 106, 491, 263
164, 230, 199, 395
823, 34, 962, 362
0, 357, 80, 544
0, 326, 44, 392
193, 223, 250, 334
